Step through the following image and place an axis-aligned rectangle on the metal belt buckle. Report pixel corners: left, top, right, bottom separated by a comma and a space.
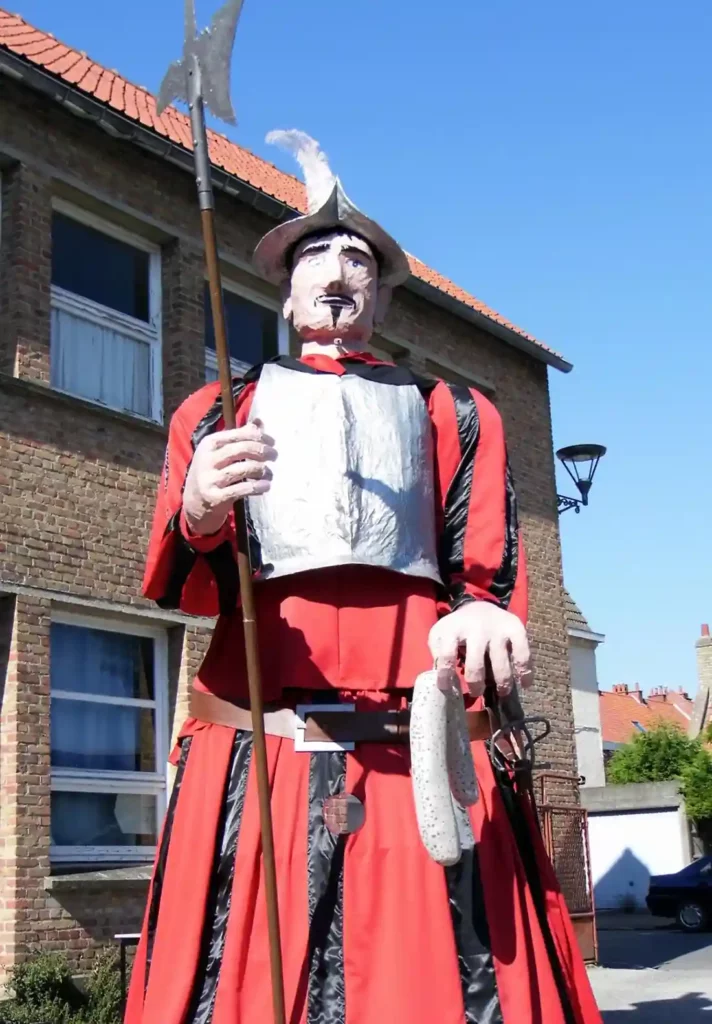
294, 703, 356, 753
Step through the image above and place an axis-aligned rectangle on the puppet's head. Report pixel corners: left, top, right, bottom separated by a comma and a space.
253, 130, 410, 347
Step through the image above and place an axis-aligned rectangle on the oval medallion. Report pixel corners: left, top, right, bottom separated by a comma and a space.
323, 793, 365, 836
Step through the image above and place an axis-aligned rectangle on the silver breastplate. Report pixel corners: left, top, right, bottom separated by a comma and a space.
247, 362, 442, 585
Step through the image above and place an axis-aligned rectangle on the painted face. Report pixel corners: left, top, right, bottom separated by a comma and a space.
284, 231, 389, 346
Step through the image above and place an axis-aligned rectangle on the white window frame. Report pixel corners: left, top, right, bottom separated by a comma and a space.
205, 277, 289, 381
50, 199, 163, 424
49, 609, 169, 865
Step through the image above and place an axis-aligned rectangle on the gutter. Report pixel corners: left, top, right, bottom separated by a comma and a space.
567, 626, 606, 643
407, 275, 572, 373
0, 46, 572, 373
0, 47, 293, 224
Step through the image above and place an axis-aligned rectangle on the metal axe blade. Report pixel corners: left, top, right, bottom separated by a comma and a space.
157, 0, 245, 125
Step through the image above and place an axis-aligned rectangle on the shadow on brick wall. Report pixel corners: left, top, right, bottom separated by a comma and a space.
0, 593, 17, 766
46, 886, 147, 967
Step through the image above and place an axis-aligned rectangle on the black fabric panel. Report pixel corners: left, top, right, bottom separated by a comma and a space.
307, 750, 347, 1024
155, 512, 199, 610
445, 846, 504, 1024
439, 385, 480, 585
190, 378, 250, 450
487, 458, 519, 609
202, 542, 241, 615
243, 499, 263, 575
144, 738, 192, 990
494, 769, 578, 1024
448, 582, 477, 614
186, 377, 252, 607
186, 732, 253, 1024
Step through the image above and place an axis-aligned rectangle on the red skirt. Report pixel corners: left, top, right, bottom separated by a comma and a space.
125, 712, 601, 1024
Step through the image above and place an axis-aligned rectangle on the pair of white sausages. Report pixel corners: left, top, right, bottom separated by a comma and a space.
410, 669, 479, 866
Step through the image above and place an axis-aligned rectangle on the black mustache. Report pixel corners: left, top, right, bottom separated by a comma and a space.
317, 294, 356, 308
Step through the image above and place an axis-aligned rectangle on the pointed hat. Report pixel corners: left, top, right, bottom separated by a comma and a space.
253, 130, 411, 288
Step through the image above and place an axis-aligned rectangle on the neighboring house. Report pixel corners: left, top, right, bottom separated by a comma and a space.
566, 600, 712, 786
600, 684, 697, 761
578, 625, 712, 911
0, 8, 578, 978
565, 591, 606, 788
594, 624, 712, 768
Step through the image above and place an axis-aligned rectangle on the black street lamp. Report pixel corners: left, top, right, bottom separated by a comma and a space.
556, 444, 607, 514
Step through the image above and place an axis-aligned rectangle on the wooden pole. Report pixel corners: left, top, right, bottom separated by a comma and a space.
156, 6, 285, 1018
199, 142, 287, 1024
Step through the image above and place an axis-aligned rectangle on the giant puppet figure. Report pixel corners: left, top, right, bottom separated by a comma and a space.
126, 129, 602, 1024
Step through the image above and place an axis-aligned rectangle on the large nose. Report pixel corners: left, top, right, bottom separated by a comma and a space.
322, 248, 346, 291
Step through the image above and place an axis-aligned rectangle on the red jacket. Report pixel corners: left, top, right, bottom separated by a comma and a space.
144, 353, 527, 701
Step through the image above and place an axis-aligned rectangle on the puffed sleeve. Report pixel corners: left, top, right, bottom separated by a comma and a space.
143, 379, 256, 616
428, 380, 528, 625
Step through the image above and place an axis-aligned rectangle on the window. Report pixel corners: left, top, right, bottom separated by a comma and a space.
205, 281, 289, 381
50, 612, 168, 864
50, 202, 162, 421
632, 721, 647, 733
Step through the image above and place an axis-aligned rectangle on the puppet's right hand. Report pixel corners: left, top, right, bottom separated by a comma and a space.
182, 422, 277, 536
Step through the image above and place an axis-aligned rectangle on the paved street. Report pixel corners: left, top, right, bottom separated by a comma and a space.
590, 927, 712, 1021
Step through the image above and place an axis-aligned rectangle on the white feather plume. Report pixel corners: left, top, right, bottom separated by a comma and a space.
266, 129, 336, 214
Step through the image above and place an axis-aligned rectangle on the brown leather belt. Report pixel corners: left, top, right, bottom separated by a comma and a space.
189, 689, 493, 746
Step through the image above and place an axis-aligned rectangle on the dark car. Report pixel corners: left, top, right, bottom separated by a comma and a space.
646, 856, 712, 932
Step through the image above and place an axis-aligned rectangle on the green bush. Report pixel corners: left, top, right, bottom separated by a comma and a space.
606, 720, 698, 784
1, 950, 122, 1024
606, 720, 712, 825
82, 952, 123, 1024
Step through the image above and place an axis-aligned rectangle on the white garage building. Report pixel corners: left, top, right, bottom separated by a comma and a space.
581, 781, 693, 911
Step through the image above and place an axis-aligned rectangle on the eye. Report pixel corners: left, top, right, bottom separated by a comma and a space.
349, 257, 365, 268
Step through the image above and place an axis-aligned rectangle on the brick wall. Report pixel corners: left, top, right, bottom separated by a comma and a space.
0, 76, 576, 978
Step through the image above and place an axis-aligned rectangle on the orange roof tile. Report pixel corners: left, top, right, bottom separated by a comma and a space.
600, 686, 696, 746
0, 7, 570, 370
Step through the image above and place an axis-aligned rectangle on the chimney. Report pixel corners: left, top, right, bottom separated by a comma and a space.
630, 684, 644, 704
688, 625, 712, 737
613, 684, 628, 695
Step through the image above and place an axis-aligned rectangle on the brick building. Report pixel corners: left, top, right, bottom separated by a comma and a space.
0, 8, 577, 978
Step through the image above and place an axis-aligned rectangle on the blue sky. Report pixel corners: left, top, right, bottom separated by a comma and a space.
14, 0, 712, 692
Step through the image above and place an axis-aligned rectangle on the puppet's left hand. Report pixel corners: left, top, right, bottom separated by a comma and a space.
428, 601, 533, 698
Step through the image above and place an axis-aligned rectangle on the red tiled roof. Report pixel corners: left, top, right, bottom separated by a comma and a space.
600, 686, 696, 745
0, 7, 569, 370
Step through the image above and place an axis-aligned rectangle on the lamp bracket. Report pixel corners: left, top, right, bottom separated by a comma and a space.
557, 494, 582, 514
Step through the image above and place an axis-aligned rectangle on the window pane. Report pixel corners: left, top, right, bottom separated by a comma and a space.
51, 623, 154, 700
205, 286, 278, 369
51, 700, 156, 772
51, 306, 152, 417
52, 213, 150, 321
51, 791, 157, 847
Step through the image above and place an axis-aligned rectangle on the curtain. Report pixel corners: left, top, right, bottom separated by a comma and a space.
50, 624, 154, 773
51, 791, 156, 847
51, 305, 152, 418
51, 624, 157, 849
204, 285, 279, 366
